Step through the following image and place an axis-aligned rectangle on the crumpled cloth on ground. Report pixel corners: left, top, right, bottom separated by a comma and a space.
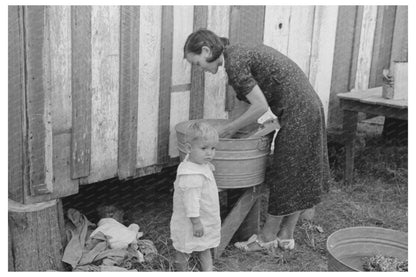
62, 208, 96, 268
62, 208, 156, 271
90, 217, 143, 249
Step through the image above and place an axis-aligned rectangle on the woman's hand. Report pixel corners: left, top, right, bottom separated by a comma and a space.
217, 124, 237, 138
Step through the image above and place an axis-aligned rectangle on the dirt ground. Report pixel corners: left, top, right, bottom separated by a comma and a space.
63, 117, 408, 271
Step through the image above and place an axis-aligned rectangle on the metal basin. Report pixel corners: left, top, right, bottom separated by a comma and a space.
175, 119, 271, 189
326, 226, 408, 271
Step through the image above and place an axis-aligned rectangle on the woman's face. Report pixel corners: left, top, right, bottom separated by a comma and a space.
185, 46, 222, 74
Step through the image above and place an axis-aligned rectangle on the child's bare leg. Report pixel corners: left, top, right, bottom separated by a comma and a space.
197, 249, 213, 271
174, 251, 189, 271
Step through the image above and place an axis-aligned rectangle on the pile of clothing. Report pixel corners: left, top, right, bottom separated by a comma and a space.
62, 208, 158, 272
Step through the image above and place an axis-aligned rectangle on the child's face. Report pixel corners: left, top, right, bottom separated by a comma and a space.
187, 138, 217, 165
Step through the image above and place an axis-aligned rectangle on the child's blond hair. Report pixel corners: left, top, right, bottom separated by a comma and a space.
185, 121, 219, 144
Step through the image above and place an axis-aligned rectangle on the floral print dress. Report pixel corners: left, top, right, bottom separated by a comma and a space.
224, 44, 330, 216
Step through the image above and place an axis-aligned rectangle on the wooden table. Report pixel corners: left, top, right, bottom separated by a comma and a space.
337, 86, 408, 185
213, 185, 265, 258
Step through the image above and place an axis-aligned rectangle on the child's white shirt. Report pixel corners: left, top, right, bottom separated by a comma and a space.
170, 155, 221, 254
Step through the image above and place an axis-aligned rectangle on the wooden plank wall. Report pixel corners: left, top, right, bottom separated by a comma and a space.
354, 6, 378, 90
308, 6, 339, 119
227, 6, 265, 118
8, 5, 407, 203
264, 6, 338, 119
168, 6, 193, 159
89, 6, 120, 183
71, 6, 92, 180
204, 6, 230, 120
328, 6, 361, 129
8, 6, 26, 203
189, 6, 208, 120
25, 6, 54, 196
118, 6, 140, 179
328, 5, 407, 129
49, 6, 78, 200
369, 6, 396, 88
157, 6, 174, 165
137, 6, 161, 170
390, 6, 408, 64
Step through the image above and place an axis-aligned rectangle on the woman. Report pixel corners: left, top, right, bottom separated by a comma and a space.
183, 29, 329, 251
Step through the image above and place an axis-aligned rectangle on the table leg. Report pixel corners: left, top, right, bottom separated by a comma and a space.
342, 110, 358, 185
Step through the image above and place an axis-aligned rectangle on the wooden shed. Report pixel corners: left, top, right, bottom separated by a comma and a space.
8, 5, 407, 271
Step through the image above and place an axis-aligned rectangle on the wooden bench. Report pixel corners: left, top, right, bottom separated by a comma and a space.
337, 86, 408, 185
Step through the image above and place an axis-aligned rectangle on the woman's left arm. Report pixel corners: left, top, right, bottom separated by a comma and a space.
219, 85, 269, 137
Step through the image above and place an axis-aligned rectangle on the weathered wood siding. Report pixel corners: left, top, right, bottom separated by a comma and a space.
137, 6, 161, 170
90, 6, 120, 183
8, 5, 407, 203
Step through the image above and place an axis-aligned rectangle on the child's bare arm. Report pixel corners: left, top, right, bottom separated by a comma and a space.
190, 217, 204, 237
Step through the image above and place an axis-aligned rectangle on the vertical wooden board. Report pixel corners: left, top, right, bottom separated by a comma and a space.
263, 6, 291, 55
229, 6, 265, 46
169, 91, 191, 158
52, 134, 79, 197
227, 6, 265, 118
369, 6, 396, 88
308, 6, 339, 122
89, 6, 120, 183
392, 61, 407, 99
287, 6, 315, 75
189, 6, 208, 120
49, 6, 78, 197
349, 6, 364, 91
25, 6, 54, 196
50, 6, 72, 133
328, 6, 359, 129
71, 6, 92, 179
137, 6, 162, 168
171, 6, 193, 87
354, 6, 377, 90
204, 5, 229, 119
390, 6, 408, 65
118, 6, 140, 179
157, 6, 174, 164
8, 6, 25, 203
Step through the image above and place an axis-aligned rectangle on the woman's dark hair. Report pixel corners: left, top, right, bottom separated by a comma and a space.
184, 29, 230, 62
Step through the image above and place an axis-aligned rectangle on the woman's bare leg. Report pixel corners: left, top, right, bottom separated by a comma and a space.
277, 211, 301, 249
259, 213, 284, 242
237, 213, 283, 251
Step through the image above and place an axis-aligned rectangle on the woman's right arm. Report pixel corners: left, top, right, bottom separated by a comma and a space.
218, 84, 269, 138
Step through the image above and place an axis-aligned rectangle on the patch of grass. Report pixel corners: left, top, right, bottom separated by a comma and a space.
63, 120, 407, 271
130, 124, 407, 271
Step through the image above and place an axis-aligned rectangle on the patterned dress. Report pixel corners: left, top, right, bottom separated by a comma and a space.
224, 44, 330, 216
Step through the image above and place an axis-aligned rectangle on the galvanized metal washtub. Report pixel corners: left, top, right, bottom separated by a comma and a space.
175, 119, 271, 189
326, 226, 408, 271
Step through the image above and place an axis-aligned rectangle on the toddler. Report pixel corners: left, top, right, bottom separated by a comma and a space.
170, 121, 221, 271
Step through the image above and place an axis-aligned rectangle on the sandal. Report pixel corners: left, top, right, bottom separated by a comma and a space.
234, 234, 278, 252
276, 238, 295, 250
